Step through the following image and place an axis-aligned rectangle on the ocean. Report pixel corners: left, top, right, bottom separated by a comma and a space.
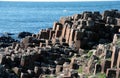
0, 1, 120, 34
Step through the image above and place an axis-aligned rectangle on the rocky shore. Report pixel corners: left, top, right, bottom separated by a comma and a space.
0, 9, 120, 78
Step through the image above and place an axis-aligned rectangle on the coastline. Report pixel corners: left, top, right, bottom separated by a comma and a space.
0, 9, 120, 77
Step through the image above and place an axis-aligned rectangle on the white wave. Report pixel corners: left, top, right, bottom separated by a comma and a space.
63, 9, 68, 12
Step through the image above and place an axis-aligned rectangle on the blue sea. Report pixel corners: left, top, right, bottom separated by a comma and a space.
0, 1, 120, 34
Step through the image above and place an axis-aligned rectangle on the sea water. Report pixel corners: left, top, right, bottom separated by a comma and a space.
0, 1, 120, 34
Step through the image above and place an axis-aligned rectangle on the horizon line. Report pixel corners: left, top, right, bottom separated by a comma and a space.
0, 0, 119, 2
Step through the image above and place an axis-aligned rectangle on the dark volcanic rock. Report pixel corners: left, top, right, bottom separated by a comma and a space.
18, 32, 33, 38
0, 36, 16, 48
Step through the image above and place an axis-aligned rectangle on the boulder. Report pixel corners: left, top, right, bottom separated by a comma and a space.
18, 32, 32, 38
0, 36, 16, 48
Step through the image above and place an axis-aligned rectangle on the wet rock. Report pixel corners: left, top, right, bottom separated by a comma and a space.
0, 36, 16, 48
18, 32, 32, 38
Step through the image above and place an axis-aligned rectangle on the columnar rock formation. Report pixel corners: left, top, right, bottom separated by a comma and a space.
0, 9, 120, 78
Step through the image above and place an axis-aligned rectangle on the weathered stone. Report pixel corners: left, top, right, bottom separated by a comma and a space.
70, 63, 79, 69
103, 10, 111, 21
65, 25, 71, 43
106, 16, 115, 24
117, 52, 120, 68
39, 30, 49, 39
63, 62, 70, 70
46, 40, 52, 46
96, 44, 105, 56
55, 30, 62, 38
86, 18, 94, 26
73, 14, 81, 21
87, 55, 99, 74
0, 53, 6, 64
101, 60, 111, 73
56, 24, 63, 31
49, 30, 55, 39
12, 42, 17, 49
83, 12, 92, 20
59, 17, 72, 25
74, 40, 81, 50
71, 70, 79, 78
81, 20, 87, 26
15, 44, 20, 51
94, 63, 102, 75
113, 34, 120, 44
106, 68, 120, 78
20, 72, 29, 78
40, 43, 46, 47
20, 55, 30, 68
12, 67, 21, 76
32, 34, 37, 38
105, 49, 112, 59
116, 18, 120, 26
61, 23, 67, 38
53, 22, 62, 31
111, 46, 120, 68
63, 69, 71, 78
69, 29, 75, 45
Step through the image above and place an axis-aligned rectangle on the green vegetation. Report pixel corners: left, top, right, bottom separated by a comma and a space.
87, 51, 93, 58
84, 50, 89, 54
77, 66, 83, 73
96, 73, 106, 78
106, 58, 111, 61
116, 39, 120, 47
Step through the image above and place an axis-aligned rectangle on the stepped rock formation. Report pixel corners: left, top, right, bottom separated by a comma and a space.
0, 9, 120, 78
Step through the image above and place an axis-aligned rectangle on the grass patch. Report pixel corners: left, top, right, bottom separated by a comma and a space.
77, 66, 83, 73
87, 51, 93, 58
116, 39, 120, 47
96, 73, 106, 78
